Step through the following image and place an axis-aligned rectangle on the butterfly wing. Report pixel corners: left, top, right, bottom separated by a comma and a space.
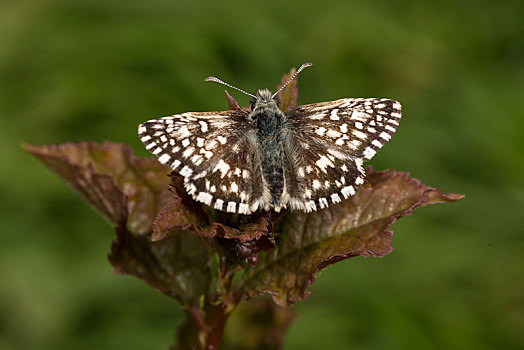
138, 110, 267, 214
283, 98, 402, 211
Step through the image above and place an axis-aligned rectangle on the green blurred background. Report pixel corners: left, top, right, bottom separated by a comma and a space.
1, 0, 523, 348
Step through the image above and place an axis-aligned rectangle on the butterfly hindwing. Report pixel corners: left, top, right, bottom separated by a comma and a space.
281, 126, 365, 212
183, 133, 270, 214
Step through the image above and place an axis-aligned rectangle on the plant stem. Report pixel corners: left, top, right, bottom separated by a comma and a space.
205, 304, 230, 349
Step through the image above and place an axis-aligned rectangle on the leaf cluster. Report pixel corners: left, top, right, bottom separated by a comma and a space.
23, 67, 463, 349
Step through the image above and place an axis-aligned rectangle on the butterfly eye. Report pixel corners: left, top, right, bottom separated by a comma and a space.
250, 99, 257, 111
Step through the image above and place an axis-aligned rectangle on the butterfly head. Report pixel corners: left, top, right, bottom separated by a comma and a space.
205, 63, 313, 111
250, 89, 278, 111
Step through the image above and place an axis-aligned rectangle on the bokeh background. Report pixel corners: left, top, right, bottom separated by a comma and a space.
1, 0, 523, 349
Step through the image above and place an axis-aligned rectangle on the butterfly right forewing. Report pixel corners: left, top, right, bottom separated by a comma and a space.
282, 98, 402, 211
288, 98, 401, 161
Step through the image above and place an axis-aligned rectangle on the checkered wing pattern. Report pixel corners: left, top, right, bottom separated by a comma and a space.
283, 98, 402, 212
138, 110, 266, 214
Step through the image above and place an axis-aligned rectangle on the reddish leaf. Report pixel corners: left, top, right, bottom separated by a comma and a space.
151, 175, 210, 241
24, 142, 213, 306
199, 213, 273, 242
242, 168, 464, 307
276, 67, 299, 112
23, 142, 127, 226
150, 173, 275, 244
224, 89, 243, 111
23, 142, 172, 234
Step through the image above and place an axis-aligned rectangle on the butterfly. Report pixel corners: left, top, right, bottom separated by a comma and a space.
138, 63, 401, 215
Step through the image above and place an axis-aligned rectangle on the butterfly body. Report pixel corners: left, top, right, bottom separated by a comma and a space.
138, 69, 401, 215
250, 89, 288, 211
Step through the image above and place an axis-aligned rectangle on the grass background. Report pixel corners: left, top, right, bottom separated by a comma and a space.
1, 0, 523, 348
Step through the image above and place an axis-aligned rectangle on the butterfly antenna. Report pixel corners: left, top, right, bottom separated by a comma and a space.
272, 62, 313, 98
204, 76, 256, 98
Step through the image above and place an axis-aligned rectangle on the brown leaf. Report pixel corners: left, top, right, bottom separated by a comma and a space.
148, 174, 277, 266
23, 142, 172, 234
276, 67, 299, 112
200, 213, 273, 242
224, 89, 243, 111
242, 168, 464, 307
151, 173, 275, 242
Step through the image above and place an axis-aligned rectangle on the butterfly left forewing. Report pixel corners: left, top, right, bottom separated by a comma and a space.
139, 109, 268, 214
138, 110, 249, 173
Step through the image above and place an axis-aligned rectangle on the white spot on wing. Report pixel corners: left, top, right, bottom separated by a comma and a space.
331, 193, 341, 203
180, 166, 193, 177
182, 147, 195, 158
316, 155, 334, 172
326, 129, 341, 138
372, 140, 382, 148
363, 147, 376, 159
355, 158, 364, 174
350, 110, 369, 122
171, 160, 181, 169
213, 159, 230, 178
226, 202, 236, 213
329, 109, 340, 120
352, 130, 367, 140
341, 186, 355, 198
379, 132, 391, 141
238, 203, 249, 214
177, 126, 191, 138
196, 192, 213, 205
305, 200, 317, 212
388, 119, 399, 125
158, 153, 170, 164
200, 148, 213, 159
385, 125, 397, 132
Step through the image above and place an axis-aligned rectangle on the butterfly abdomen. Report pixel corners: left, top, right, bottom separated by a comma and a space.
253, 107, 286, 208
